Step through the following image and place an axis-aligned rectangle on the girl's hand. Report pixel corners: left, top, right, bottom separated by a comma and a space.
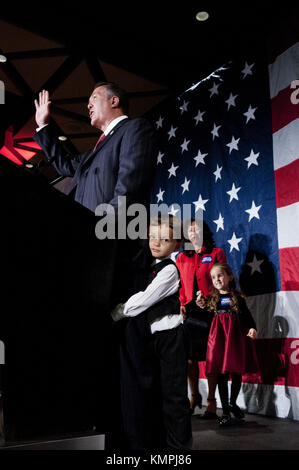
195, 290, 206, 308
247, 328, 258, 339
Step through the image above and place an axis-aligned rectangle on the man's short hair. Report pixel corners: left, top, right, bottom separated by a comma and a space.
149, 214, 183, 240
93, 81, 129, 115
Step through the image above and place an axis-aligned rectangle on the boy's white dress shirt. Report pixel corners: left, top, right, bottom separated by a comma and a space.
111, 256, 183, 333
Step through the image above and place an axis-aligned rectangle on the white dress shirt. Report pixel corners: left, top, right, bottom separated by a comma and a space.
111, 257, 183, 333
103, 115, 128, 136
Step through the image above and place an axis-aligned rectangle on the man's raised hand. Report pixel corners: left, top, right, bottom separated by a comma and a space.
34, 90, 51, 128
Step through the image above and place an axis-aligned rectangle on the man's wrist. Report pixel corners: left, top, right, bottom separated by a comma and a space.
36, 123, 49, 132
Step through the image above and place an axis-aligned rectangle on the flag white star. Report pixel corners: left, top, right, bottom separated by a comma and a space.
227, 232, 243, 252
179, 100, 189, 114
211, 123, 221, 140
193, 194, 209, 212
168, 125, 177, 140
168, 205, 180, 216
247, 254, 264, 275
227, 183, 241, 202
157, 151, 164, 164
245, 200, 262, 221
181, 138, 190, 153
156, 116, 164, 128
244, 149, 260, 168
225, 92, 238, 110
209, 82, 220, 97
156, 188, 165, 202
243, 105, 257, 123
168, 163, 179, 178
213, 164, 223, 182
194, 109, 205, 125
181, 177, 190, 194
213, 213, 224, 232
194, 149, 208, 166
241, 62, 255, 79
226, 135, 240, 154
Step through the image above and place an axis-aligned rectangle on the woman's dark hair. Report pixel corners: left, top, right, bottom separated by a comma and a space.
92, 81, 129, 114
183, 219, 215, 254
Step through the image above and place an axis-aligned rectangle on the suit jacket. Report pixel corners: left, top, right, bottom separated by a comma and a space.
33, 117, 157, 213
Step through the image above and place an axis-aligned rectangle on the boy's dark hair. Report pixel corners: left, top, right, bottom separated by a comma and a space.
150, 214, 183, 240
92, 81, 129, 114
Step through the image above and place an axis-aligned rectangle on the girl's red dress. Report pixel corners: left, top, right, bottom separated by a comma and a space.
205, 294, 259, 376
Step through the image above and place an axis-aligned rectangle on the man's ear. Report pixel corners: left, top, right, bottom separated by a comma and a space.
111, 95, 120, 108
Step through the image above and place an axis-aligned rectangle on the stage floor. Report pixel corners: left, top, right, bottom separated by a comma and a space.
191, 406, 299, 451
0, 408, 298, 451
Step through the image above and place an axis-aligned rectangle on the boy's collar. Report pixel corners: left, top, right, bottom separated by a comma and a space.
152, 255, 172, 265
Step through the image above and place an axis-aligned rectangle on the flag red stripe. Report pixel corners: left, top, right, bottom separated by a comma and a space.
279, 247, 299, 291
198, 337, 299, 387
275, 159, 299, 208
271, 85, 299, 133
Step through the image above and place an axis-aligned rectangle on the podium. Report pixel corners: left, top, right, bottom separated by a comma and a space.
0, 157, 118, 441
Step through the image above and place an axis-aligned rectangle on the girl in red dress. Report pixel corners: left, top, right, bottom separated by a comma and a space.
200, 263, 258, 426
176, 220, 227, 417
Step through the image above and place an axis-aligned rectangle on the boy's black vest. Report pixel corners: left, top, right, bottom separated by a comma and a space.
144, 258, 181, 325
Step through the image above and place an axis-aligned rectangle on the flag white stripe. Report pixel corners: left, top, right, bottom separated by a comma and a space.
268, 41, 299, 99
198, 380, 299, 420
239, 383, 299, 420
247, 290, 299, 339
272, 118, 299, 170
276, 202, 299, 249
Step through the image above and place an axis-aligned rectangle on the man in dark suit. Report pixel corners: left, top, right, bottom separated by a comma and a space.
33, 83, 156, 214
33, 83, 158, 450
34, 83, 156, 297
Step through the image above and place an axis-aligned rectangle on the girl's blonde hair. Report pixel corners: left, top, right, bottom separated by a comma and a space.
207, 262, 244, 314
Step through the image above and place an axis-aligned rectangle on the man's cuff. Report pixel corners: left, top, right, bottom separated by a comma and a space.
36, 124, 49, 132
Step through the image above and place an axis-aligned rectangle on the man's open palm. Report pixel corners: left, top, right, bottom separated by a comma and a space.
34, 90, 51, 128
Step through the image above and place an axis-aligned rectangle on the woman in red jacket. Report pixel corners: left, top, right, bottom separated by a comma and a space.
176, 219, 227, 417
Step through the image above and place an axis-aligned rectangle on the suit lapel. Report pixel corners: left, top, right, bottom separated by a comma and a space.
68, 118, 129, 195
81, 117, 129, 170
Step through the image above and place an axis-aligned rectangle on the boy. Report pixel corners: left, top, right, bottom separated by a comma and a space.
112, 214, 192, 450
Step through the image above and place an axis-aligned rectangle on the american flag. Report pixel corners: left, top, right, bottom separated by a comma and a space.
147, 41, 299, 420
